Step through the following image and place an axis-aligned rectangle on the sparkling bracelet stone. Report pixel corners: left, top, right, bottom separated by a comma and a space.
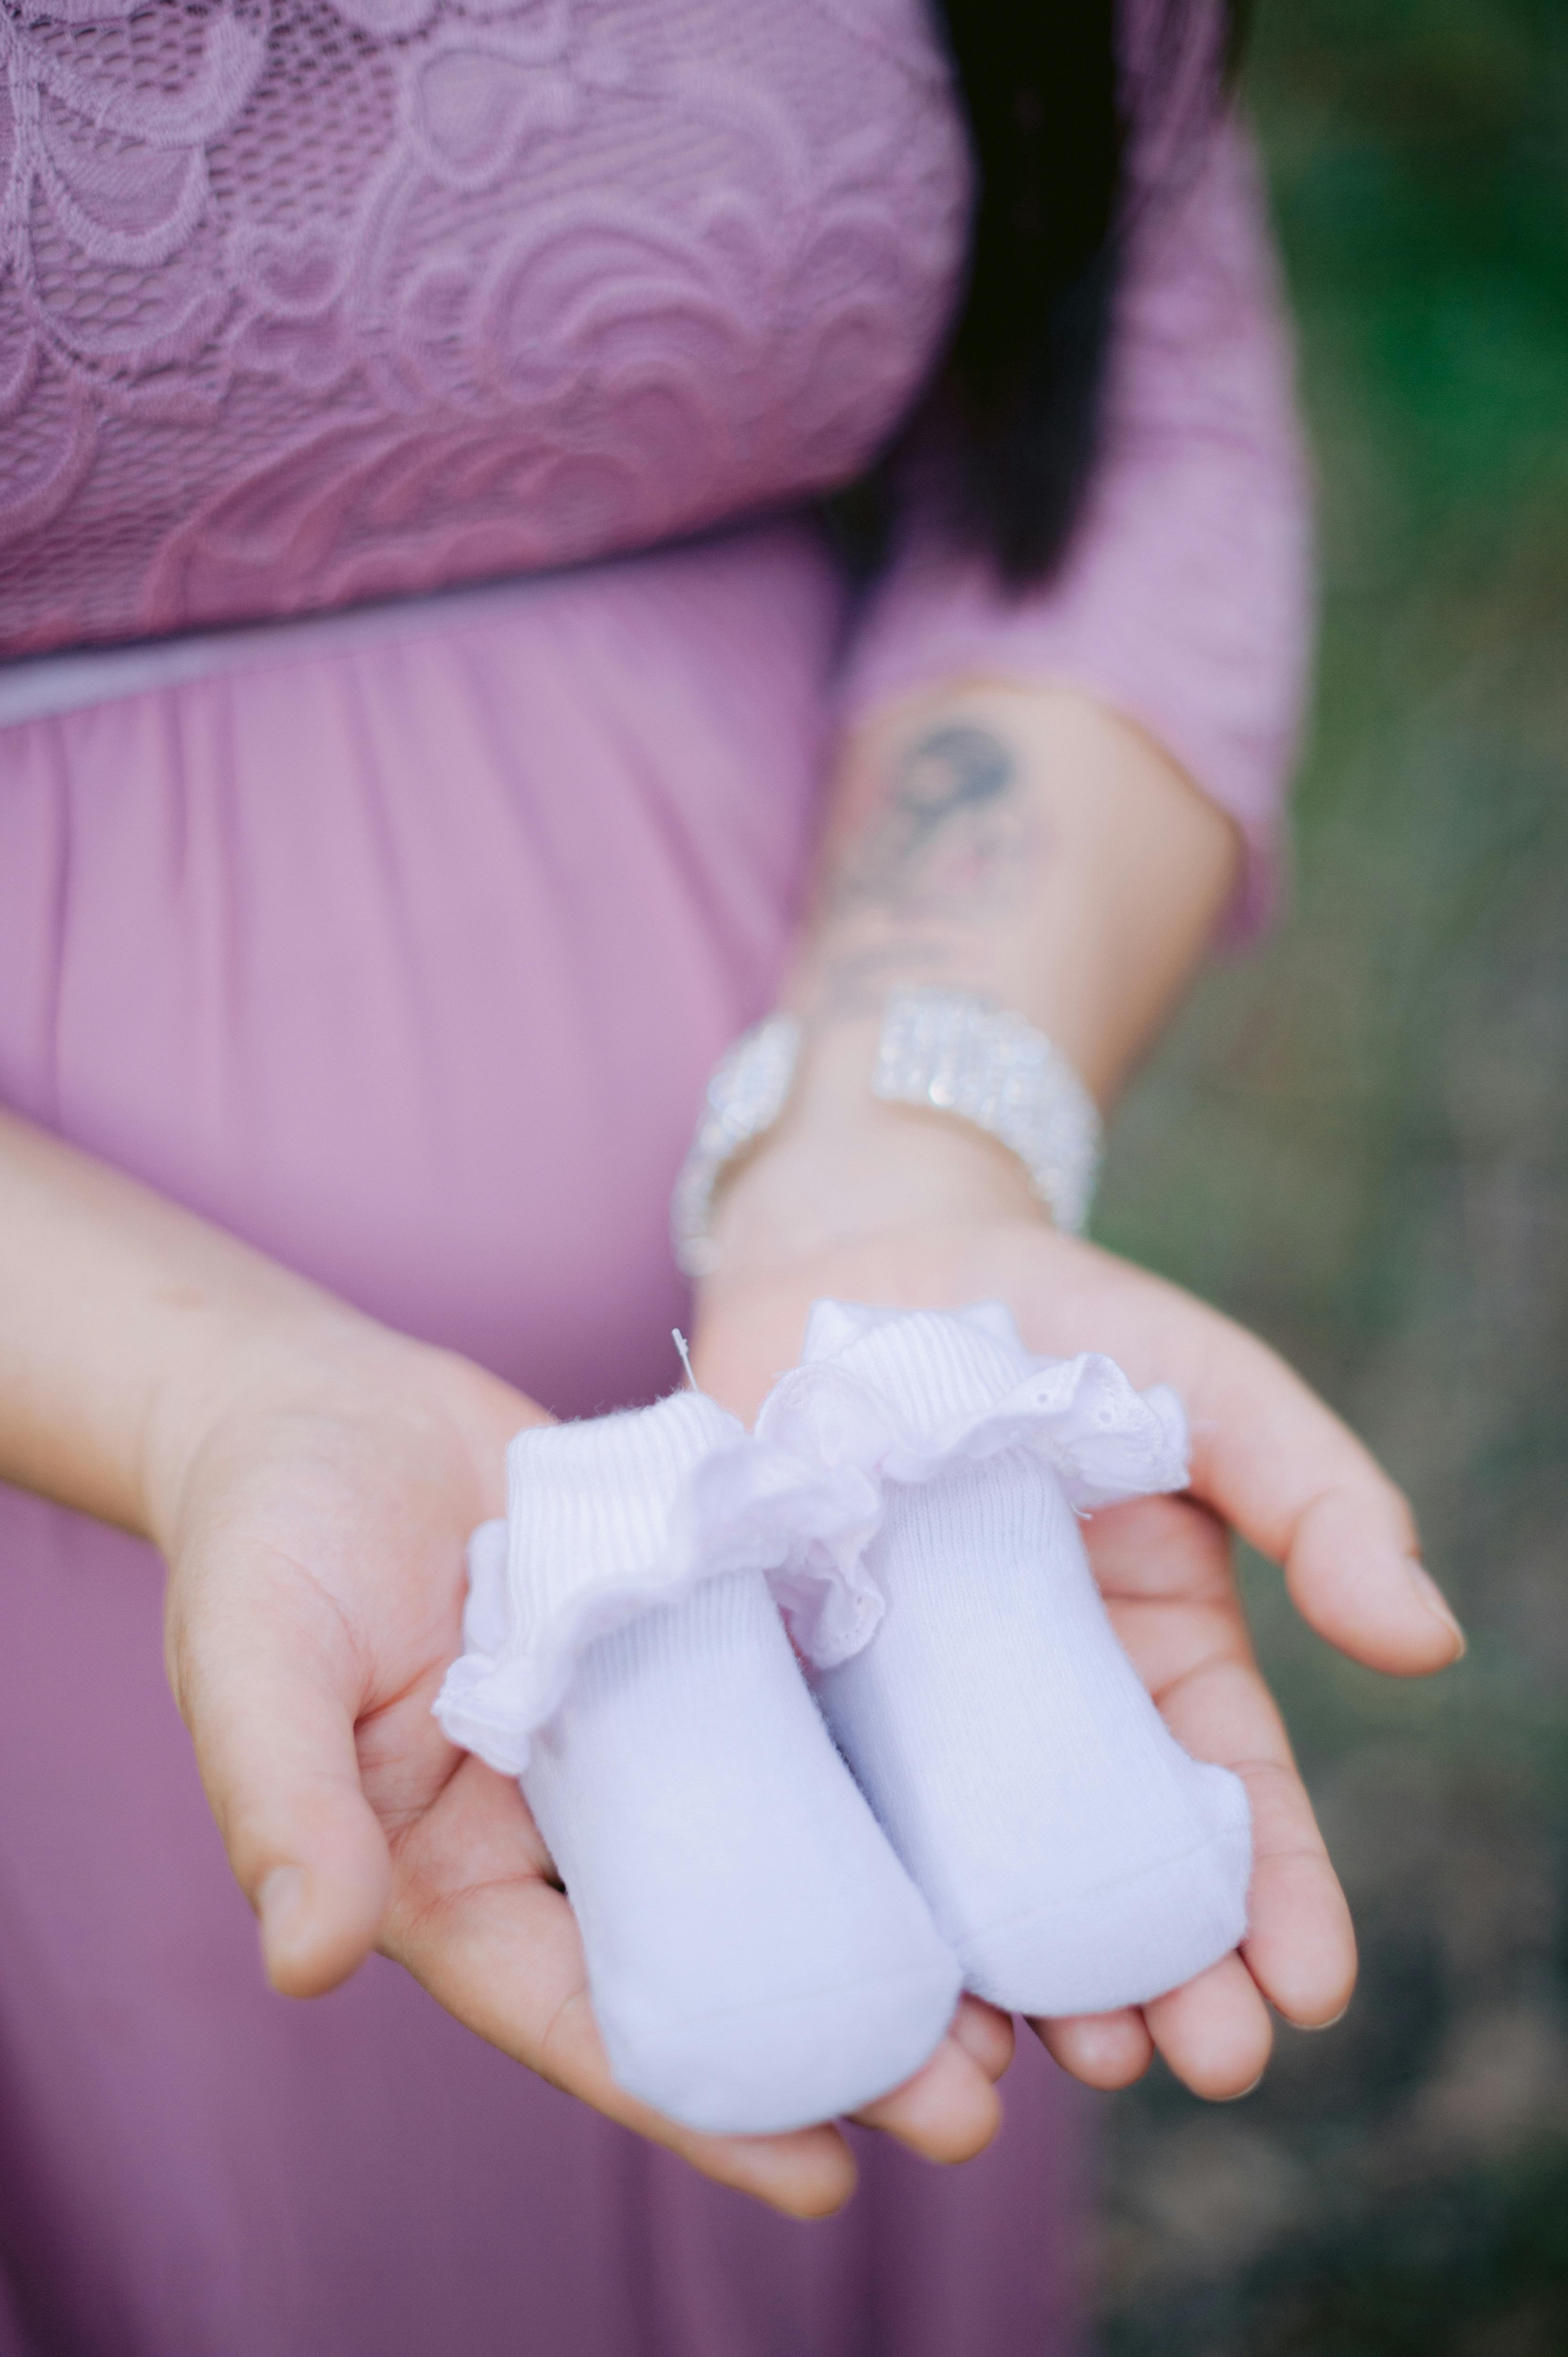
871, 987, 1102, 1236
670, 989, 1102, 1277
671, 1013, 802, 1277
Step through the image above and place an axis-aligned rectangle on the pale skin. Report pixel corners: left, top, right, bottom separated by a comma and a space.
0, 679, 1463, 2220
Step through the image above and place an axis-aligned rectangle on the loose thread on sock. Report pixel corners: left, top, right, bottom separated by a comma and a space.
672, 1329, 696, 1388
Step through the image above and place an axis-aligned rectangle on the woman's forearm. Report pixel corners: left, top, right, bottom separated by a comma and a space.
710, 680, 1240, 1265
796, 678, 1239, 1085
0, 1108, 363, 1536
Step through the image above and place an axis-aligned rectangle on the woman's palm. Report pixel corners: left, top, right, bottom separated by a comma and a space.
158, 1330, 996, 2217
694, 1216, 1462, 2096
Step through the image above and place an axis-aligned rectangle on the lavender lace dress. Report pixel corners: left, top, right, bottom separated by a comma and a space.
0, 5, 1308, 2351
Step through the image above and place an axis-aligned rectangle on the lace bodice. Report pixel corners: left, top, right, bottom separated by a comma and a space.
0, 0, 968, 654
0, 1, 1313, 905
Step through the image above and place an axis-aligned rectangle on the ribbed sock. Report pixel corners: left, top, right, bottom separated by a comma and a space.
438, 1391, 961, 2134
770, 1305, 1252, 2016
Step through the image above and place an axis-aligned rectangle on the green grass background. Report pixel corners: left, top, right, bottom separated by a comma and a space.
1093, 3, 1568, 2348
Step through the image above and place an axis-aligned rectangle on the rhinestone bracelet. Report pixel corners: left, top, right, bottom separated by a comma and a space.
671, 987, 1102, 1278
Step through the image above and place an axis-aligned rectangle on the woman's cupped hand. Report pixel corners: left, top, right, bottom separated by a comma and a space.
692, 1203, 1466, 2106
147, 1305, 1004, 2219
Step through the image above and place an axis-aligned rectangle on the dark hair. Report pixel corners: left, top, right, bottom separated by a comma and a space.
851, 1, 1248, 589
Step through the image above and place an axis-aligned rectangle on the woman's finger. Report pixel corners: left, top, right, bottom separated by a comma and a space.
1182, 1321, 1463, 1675
1084, 1492, 1237, 1610
950, 1994, 1017, 2082
167, 1544, 392, 1998
1280, 1481, 1464, 1674
1032, 2007, 1155, 2090
1237, 1758, 1357, 2027
852, 2029, 1003, 2162
383, 1758, 858, 2219
1094, 1500, 1358, 2030
1086, 1495, 1249, 1710
1144, 1951, 1273, 2100
1152, 1648, 1358, 2028
1020, 1241, 1465, 1677
1176, 1666, 1357, 2031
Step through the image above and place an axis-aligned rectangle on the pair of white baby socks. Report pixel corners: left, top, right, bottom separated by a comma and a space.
435, 1302, 1251, 2135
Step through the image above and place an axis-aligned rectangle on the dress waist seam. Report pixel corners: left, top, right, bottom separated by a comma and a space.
0, 572, 558, 730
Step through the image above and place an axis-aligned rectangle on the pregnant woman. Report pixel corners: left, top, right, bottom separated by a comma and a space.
0, 4, 1462, 2352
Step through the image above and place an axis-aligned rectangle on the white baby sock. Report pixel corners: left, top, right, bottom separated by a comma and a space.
755, 1303, 1252, 2018
435, 1390, 961, 2137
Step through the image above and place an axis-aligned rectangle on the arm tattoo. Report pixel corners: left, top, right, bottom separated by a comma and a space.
828, 724, 1033, 923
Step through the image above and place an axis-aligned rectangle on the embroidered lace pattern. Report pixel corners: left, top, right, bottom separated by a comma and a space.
0, 0, 968, 654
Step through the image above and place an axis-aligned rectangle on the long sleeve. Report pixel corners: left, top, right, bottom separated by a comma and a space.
837, 104, 1314, 938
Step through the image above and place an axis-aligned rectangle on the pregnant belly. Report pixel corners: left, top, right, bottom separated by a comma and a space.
0, 523, 841, 1417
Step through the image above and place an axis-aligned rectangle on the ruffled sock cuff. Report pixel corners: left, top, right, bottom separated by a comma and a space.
505, 1391, 742, 1648
799, 1299, 1035, 1426
435, 1391, 747, 1775
748, 1301, 1191, 1668
786, 1298, 1189, 1510
434, 1385, 890, 1772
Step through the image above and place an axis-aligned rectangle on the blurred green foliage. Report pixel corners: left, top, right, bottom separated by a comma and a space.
1094, 2, 1568, 2349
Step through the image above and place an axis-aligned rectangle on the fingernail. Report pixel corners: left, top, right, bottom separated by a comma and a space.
1404, 1558, 1466, 1658
258, 1864, 306, 1953
1299, 2001, 1351, 2034
1222, 2073, 1265, 2103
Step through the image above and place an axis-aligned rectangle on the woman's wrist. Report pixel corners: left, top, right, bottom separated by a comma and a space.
138, 1289, 518, 1564
135, 1290, 383, 1550
704, 1014, 1042, 1275
0, 1109, 490, 1550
